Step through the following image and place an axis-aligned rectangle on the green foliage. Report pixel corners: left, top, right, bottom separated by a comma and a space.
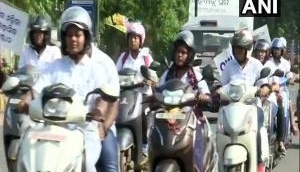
6, 0, 63, 26
254, 0, 300, 42
6, 0, 299, 61
99, 0, 189, 63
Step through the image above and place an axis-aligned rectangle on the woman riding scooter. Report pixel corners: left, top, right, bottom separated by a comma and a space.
219, 30, 272, 172
159, 30, 211, 107
264, 38, 296, 155
152, 30, 218, 172
18, 14, 61, 72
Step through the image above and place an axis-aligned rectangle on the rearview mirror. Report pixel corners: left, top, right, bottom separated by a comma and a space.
1, 76, 20, 92
272, 69, 285, 77
140, 65, 158, 83
164, 57, 171, 69
258, 67, 271, 79
149, 61, 161, 71
202, 65, 215, 81
192, 58, 202, 66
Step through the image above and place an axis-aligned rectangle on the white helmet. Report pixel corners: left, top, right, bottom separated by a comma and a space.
126, 22, 145, 46
279, 37, 287, 48
59, 6, 93, 55
60, 6, 92, 33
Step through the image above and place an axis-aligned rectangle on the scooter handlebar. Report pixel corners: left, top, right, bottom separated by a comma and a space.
120, 82, 145, 90
86, 113, 105, 123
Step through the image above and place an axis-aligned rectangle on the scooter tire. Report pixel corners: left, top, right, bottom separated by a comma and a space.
154, 159, 180, 172
120, 149, 134, 172
224, 163, 246, 172
7, 159, 17, 172
266, 156, 273, 172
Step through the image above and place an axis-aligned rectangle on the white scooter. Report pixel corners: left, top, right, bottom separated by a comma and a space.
216, 68, 271, 172
2, 78, 117, 172
1, 67, 39, 172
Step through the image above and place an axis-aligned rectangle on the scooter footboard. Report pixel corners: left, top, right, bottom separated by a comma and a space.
117, 128, 134, 151
154, 159, 180, 172
223, 145, 247, 165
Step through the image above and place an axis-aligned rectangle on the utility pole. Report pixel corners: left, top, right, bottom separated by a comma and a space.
195, 0, 198, 17
96, 0, 100, 47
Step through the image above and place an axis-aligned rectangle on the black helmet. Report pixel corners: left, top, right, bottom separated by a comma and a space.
29, 14, 52, 47
172, 30, 195, 66
254, 39, 270, 51
30, 15, 52, 31
231, 30, 253, 50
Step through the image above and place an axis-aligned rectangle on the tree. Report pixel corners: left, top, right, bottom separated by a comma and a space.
6, 0, 64, 26
7, 0, 298, 62
254, 0, 300, 42
99, 0, 189, 62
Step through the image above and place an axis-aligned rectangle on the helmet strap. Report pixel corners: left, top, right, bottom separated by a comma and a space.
235, 50, 249, 67
273, 56, 281, 64
32, 44, 46, 55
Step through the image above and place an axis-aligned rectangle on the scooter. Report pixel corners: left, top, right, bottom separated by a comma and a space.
2, 79, 117, 171
1, 67, 39, 172
271, 69, 293, 149
117, 62, 160, 172
260, 96, 277, 171
143, 67, 218, 172
117, 67, 147, 171
216, 67, 271, 172
296, 90, 300, 130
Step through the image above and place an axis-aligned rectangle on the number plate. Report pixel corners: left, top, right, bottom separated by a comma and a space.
156, 112, 186, 119
9, 98, 21, 104
30, 132, 66, 142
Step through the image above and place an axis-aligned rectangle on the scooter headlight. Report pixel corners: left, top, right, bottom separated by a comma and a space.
228, 84, 244, 102
119, 75, 135, 86
162, 90, 184, 105
43, 98, 71, 120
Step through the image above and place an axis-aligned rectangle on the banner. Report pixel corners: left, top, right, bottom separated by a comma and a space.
214, 43, 234, 74
0, 2, 29, 55
253, 24, 271, 43
104, 14, 128, 33
189, 0, 239, 19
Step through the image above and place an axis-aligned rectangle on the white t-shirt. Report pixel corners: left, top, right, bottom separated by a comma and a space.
159, 66, 210, 94
91, 44, 120, 96
116, 47, 153, 71
34, 54, 120, 110
264, 57, 292, 91
220, 57, 264, 86
116, 47, 153, 95
18, 45, 61, 72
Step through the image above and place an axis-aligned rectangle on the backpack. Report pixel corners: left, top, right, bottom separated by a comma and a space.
187, 68, 198, 90
121, 51, 150, 68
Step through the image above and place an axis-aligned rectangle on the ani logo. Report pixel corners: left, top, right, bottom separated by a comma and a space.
239, 0, 281, 17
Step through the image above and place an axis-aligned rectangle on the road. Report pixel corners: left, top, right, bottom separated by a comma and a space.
0, 84, 299, 172
0, 111, 8, 172
273, 84, 299, 172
